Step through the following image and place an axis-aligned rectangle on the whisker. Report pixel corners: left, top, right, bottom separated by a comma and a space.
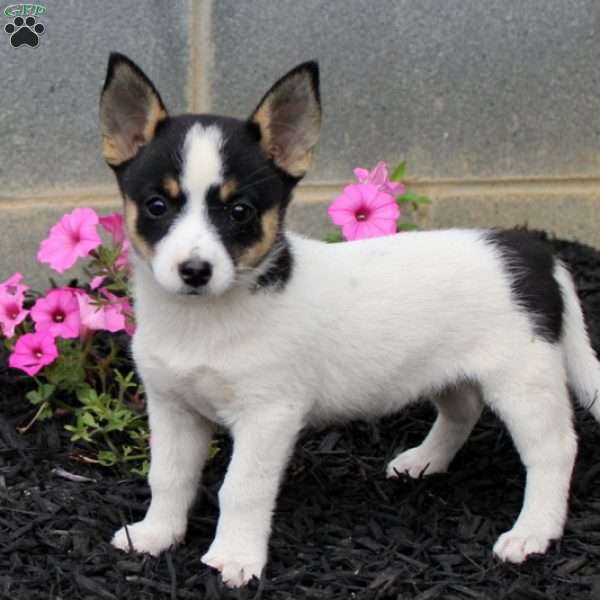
169, 148, 183, 171
236, 173, 281, 194
237, 163, 273, 187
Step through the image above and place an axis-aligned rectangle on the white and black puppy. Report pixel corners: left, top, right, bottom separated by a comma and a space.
99, 53, 600, 587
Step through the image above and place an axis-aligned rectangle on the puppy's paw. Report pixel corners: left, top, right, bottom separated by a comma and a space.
386, 446, 450, 479
201, 540, 265, 587
493, 529, 554, 563
112, 520, 183, 556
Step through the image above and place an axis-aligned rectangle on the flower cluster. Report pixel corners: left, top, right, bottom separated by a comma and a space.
327, 161, 431, 241
1, 208, 133, 376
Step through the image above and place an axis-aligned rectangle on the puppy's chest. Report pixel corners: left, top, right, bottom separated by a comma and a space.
132, 325, 236, 423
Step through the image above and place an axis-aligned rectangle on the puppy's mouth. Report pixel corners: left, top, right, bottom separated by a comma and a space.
179, 287, 209, 297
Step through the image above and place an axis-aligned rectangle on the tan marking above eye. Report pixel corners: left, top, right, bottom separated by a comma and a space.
237, 206, 280, 268
220, 178, 238, 203
124, 196, 153, 259
163, 176, 181, 199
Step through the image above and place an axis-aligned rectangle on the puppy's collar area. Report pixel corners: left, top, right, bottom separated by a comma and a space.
252, 234, 293, 292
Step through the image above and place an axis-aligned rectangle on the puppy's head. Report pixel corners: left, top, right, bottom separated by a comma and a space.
99, 53, 321, 296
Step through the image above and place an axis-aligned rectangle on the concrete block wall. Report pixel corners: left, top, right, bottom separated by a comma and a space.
2, 0, 600, 286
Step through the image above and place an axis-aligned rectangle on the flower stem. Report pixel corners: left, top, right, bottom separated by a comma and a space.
17, 401, 49, 434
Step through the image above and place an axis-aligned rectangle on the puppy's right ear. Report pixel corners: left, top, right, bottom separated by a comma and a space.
99, 53, 168, 167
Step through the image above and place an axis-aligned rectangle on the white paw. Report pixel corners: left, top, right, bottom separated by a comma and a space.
386, 446, 450, 479
201, 539, 266, 587
493, 529, 554, 563
111, 520, 184, 556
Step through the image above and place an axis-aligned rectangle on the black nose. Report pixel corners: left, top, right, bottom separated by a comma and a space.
178, 259, 213, 288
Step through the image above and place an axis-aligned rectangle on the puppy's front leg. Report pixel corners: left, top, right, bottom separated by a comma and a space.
112, 395, 213, 556
202, 408, 303, 587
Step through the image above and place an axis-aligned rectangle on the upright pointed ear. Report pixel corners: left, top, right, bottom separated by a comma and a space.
99, 53, 168, 167
249, 61, 321, 178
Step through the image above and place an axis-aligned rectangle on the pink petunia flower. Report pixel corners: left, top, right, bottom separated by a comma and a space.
99, 213, 125, 246
31, 289, 81, 339
115, 242, 130, 270
38, 208, 102, 273
1, 272, 28, 300
353, 161, 406, 197
0, 291, 28, 338
77, 291, 127, 335
9, 332, 58, 376
0, 273, 29, 337
328, 183, 401, 241
100, 288, 136, 335
100, 213, 130, 270
90, 276, 106, 290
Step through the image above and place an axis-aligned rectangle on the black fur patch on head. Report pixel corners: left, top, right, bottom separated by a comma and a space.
101, 55, 318, 292
114, 113, 297, 289
113, 116, 191, 249
200, 117, 296, 289
484, 229, 563, 342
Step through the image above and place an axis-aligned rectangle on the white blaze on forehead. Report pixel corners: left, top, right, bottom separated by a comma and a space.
151, 123, 235, 296
181, 124, 224, 195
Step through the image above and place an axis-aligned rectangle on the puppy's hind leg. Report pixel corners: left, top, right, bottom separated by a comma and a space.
483, 347, 577, 564
386, 383, 482, 479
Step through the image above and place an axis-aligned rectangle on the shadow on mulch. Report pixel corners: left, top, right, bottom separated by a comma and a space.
2, 231, 600, 600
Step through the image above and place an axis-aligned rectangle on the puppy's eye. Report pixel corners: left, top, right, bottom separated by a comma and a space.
145, 195, 169, 218
230, 200, 256, 224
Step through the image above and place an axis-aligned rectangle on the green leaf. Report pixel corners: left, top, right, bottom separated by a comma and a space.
390, 161, 407, 182
38, 403, 53, 421
97, 450, 118, 466
26, 383, 55, 405
413, 195, 432, 205
45, 343, 87, 392
398, 222, 419, 232
65, 425, 92, 442
26, 390, 43, 405
324, 231, 344, 244
77, 386, 98, 405
396, 191, 418, 204
81, 412, 97, 427
131, 460, 150, 477
40, 383, 56, 400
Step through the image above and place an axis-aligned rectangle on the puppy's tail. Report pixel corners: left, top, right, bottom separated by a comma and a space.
555, 261, 600, 420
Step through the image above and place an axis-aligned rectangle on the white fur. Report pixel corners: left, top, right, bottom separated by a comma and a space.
555, 263, 600, 419
112, 228, 598, 587
151, 124, 235, 295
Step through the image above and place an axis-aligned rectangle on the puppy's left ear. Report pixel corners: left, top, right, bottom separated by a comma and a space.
249, 61, 321, 178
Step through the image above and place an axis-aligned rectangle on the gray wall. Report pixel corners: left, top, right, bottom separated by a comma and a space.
2, 0, 600, 284
212, 0, 600, 182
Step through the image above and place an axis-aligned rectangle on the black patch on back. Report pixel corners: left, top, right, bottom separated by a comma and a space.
484, 229, 563, 342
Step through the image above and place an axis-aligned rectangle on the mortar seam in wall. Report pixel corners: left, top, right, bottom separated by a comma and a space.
189, 0, 213, 112
3, 176, 600, 209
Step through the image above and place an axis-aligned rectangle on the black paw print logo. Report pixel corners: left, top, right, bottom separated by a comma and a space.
4, 16, 45, 48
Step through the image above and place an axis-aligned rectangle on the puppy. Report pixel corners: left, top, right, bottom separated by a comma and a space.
99, 53, 600, 587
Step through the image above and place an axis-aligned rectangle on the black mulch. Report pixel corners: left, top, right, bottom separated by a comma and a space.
3, 231, 600, 600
